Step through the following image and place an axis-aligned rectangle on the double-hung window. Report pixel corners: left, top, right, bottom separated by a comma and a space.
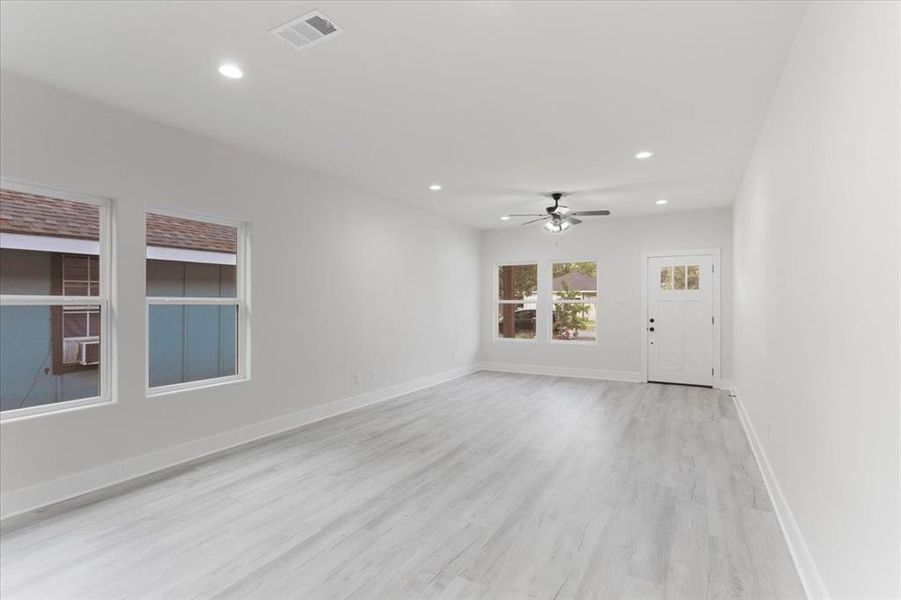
496, 263, 538, 340
0, 182, 111, 418
551, 261, 598, 343
146, 210, 248, 393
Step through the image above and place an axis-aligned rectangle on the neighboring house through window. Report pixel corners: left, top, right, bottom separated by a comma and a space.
551, 261, 598, 342
0, 184, 109, 416
0, 185, 250, 416
145, 210, 246, 391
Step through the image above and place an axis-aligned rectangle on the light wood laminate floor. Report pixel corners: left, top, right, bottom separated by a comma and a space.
0, 372, 804, 599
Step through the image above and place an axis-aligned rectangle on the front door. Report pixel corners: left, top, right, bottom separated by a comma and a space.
647, 254, 715, 386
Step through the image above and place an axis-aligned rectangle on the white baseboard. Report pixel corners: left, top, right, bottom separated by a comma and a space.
478, 361, 642, 383
730, 384, 829, 599
0, 364, 479, 521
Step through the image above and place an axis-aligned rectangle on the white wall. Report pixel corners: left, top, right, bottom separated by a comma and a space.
478, 208, 733, 382
0, 72, 480, 513
732, 2, 900, 597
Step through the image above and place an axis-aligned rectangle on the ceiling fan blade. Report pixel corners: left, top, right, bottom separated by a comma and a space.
566, 217, 583, 225
520, 217, 549, 226
507, 213, 546, 217
570, 210, 611, 216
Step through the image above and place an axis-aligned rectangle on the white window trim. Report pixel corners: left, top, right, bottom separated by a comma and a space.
494, 262, 539, 343
144, 207, 251, 397
548, 259, 600, 346
0, 179, 113, 422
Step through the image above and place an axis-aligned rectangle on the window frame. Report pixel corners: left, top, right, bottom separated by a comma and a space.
51, 254, 102, 374
144, 207, 250, 397
548, 259, 599, 346
0, 179, 113, 422
494, 262, 539, 343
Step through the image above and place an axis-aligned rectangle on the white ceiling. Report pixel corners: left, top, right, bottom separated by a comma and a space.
0, 1, 806, 229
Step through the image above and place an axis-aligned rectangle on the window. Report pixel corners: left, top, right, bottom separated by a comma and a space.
53, 255, 102, 372
497, 264, 537, 340
660, 264, 700, 290
0, 183, 109, 417
551, 261, 597, 342
146, 211, 247, 392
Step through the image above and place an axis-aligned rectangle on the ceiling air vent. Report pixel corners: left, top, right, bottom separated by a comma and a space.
271, 11, 342, 52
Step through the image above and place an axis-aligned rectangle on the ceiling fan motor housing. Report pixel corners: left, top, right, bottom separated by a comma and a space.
547, 192, 566, 215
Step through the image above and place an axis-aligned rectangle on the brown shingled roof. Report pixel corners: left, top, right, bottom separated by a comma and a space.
552, 271, 597, 291
1, 188, 236, 254
145, 212, 236, 254
0, 188, 99, 241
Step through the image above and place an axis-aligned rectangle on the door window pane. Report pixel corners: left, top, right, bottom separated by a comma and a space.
0, 305, 101, 411
673, 266, 686, 290
497, 303, 536, 339
660, 266, 673, 290
687, 265, 700, 290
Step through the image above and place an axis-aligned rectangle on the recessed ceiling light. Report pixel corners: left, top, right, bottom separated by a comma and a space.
429, 184, 442, 191
500, 215, 510, 221
218, 64, 244, 79
635, 150, 654, 160
656, 199, 668, 205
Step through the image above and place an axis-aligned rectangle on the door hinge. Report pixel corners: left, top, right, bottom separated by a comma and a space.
712, 316, 715, 324
711, 368, 715, 376
712, 264, 715, 273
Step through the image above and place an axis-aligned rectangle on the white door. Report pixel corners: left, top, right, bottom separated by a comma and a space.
647, 254, 715, 386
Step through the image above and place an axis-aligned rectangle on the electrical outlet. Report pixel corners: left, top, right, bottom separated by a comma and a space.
370, 369, 377, 381
354, 372, 362, 384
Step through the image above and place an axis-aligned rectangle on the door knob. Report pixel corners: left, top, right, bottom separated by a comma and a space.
649, 318, 655, 323
649, 327, 655, 332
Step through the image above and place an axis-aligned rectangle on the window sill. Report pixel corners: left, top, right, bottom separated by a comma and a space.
494, 337, 538, 343
0, 395, 113, 423
146, 374, 249, 398
549, 339, 599, 346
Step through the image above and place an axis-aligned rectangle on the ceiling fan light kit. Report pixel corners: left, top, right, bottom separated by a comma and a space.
510, 191, 611, 233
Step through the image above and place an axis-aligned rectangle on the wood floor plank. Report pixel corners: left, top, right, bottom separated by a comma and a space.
0, 372, 805, 599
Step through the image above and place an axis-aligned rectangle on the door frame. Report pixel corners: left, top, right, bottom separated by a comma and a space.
640, 248, 721, 387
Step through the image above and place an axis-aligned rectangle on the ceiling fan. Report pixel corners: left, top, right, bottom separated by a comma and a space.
508, 192, 611, 233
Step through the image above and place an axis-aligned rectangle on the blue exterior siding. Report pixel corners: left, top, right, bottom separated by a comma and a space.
0, 305, 99, 410
0, 250, 236, 410
146, 259, 237, 388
